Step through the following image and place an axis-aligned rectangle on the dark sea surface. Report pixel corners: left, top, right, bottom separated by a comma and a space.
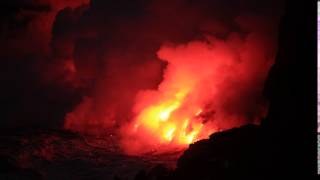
0, 130, 184, 180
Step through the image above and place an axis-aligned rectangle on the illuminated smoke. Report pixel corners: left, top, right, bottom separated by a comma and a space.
119, 25, 275, 154
56, 0, 282, 154
1, 1, 282, 141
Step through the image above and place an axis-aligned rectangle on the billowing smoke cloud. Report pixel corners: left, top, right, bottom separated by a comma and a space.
1, 0, 284, 153
61, 0, 283, 154
119, 15, 278, 154
0, 0, 89, 58
1, 0, 89, 129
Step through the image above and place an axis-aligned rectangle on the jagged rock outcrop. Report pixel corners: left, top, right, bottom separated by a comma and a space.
173, 124, 262, 179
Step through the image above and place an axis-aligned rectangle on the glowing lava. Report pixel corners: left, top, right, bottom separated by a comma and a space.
119, 42, 220, 154
66, 32, 274, 155
135, 98, 205, 145
120, 36, 274, 155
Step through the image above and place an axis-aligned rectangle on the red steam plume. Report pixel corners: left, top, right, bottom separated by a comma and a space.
1, 0, 283, 139
29, 0, 281, 155
119, 22, 275, 154
65, 15, 278, 154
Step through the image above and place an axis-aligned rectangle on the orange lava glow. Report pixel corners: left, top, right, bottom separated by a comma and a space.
134, 93, 206, 145
119, 36, 273, 155
121, 82, 216, 155
65, 28, 274, 155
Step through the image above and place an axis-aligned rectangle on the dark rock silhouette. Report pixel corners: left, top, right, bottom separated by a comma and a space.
260, 0, 315, 177
174, 124, 261, 179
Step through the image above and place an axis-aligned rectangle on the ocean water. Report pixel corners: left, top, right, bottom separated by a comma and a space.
0, 130, 182, 180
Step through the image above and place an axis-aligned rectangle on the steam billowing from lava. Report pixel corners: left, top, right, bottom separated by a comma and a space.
119, 24, 276, 154
62, 0, 283, 155
1, 0, 284, 155
64, 14, 280, 155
